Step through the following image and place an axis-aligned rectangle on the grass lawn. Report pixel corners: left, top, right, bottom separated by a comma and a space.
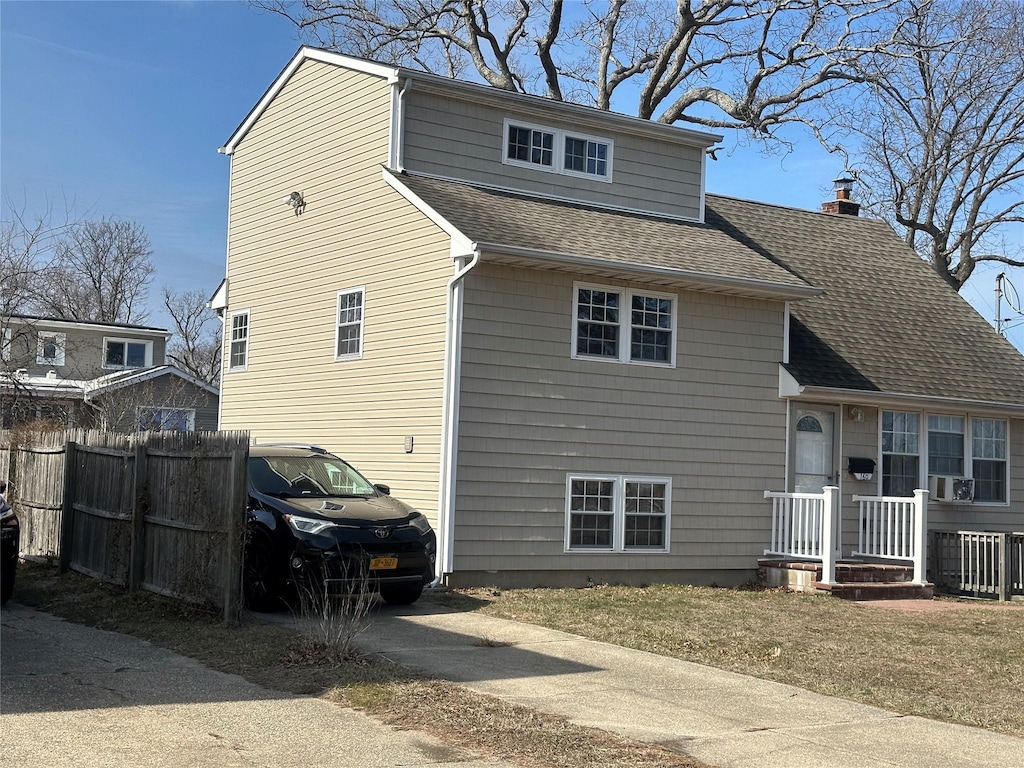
433, 584, 1024, 737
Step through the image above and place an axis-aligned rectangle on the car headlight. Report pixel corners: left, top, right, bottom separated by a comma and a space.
409, 512, 433, 534
283, 514, 338, 535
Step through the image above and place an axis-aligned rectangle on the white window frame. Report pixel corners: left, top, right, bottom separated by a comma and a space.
564, 473, 672, 553
102, 337, 153, 370
502, 118, 614, 182
228, 310, 250, 372
136, 406, 196, 432
334, 286, 365, 361
36, 331, 66, 366
877, 410, 1010, 506
880, 410, 920, 497
571, 281, 677, 368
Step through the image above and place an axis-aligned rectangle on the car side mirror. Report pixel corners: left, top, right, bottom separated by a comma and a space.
373, 483, 391, 496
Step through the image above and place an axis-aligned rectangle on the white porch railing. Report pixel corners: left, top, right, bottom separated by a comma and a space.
764, 487, 840, 584
764, 487, 929, 586
852, 490, 928, 585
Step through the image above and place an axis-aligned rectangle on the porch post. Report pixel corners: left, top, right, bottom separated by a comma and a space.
912, 488, 929, 585
821, 486, 839, 585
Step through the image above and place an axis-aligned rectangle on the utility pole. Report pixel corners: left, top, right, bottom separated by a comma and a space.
996, 272, 1005, 336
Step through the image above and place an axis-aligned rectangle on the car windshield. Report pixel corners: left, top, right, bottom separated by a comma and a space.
248, 455, 377, 498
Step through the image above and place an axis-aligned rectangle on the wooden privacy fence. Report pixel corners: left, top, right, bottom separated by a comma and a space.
931, 530, 1024, 602
1, 428, 249, 620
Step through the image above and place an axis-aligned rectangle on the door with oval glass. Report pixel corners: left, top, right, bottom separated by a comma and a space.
791, 406, 840, 493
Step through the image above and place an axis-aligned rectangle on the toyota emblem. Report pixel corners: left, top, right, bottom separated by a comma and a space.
373, 527, 391, 539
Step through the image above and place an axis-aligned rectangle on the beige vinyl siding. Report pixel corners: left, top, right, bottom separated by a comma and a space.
403, 91, 704, 220
220, 60, 453, 520
452, 262, 787, 583
839, 405, 880, 556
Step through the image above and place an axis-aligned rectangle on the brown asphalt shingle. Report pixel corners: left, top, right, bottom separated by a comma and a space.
394, 172, 1024, 407
397, 173, 810, 290
706, 195, 1024, 405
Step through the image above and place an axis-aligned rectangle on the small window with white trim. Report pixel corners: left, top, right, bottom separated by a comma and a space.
36, 331, 66, 366
566, 474, 671, 552
572, 282, 676, 366
881, 411, 920, 497
228, 310, 249, 371
335, 287, 365, 360
103, 337, 152, 369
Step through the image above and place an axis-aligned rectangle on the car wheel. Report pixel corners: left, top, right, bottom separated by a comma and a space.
379, 582, 424, 606
243, 534, 283, 612
0, 556, 15, 607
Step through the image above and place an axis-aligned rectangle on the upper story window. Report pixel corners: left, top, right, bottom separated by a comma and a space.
229, 310, 249, 371
103, 337, 152, 369
503, 119, 613, 182
36, 332, 66, 366
335, 287, 365, 360
572, 282, 676, 367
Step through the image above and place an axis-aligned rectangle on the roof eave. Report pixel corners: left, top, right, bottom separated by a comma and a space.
782, 380, 1024, 417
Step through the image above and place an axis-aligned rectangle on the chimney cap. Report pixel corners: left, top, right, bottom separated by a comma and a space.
832, 175, 855, 193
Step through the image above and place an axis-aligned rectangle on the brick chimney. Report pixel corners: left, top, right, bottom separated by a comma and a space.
821, 175, 860, 216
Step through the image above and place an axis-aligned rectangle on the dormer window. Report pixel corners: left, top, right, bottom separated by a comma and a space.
104, 337, 152, 369
503, 119, 613, 182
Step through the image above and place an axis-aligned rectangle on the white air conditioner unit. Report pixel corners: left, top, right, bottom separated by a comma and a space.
952, 477, 975, 502
928, 475, 955, 502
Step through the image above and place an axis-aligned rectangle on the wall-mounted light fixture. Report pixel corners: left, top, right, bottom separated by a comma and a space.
282, 191, 305, 216
848, 405, 865, 422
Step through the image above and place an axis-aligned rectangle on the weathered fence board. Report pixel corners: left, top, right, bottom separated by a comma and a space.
3, 428, 248, 620
931, 530, 1024, 601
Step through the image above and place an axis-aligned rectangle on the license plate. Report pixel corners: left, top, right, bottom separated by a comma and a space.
369, 556, 398, 570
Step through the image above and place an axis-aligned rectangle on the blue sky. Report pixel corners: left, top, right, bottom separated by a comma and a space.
2, 0, 1021, 352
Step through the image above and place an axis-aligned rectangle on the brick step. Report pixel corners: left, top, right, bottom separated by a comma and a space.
813, 581, 934, 601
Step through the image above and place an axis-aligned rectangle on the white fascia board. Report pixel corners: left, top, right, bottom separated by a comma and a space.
87, 365, 219, 398
781, 379, 1024, 417
208, 278, 229, 311
478, 242, 821, 300
779, 364, 802, 398
381, 169, 476, 256
406, 74, 722, 149
9, 316, 170, 339
221, 47, 400, 155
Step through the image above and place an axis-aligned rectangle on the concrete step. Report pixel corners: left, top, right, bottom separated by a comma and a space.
813, 581, 935, 601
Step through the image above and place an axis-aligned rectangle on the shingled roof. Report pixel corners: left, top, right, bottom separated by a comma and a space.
705, 195, 1024, 407
391, 171, 1024, 409
392, 172, 815, 299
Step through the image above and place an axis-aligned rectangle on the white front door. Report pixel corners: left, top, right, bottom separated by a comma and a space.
792, 406, 838, 493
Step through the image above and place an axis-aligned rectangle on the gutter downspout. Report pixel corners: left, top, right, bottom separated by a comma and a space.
432, 246, 482, 586
392, 77, 412, 172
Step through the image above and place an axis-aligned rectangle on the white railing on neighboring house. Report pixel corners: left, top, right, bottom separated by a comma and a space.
764, 487, 840, 584
764, 487, 929, 586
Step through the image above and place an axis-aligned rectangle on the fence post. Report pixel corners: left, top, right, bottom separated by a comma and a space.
221, 444, 247, 623
129, 443, 148, 592
997, 532, 1007, 602
821, 486, 838, 585
912, 488, 929, 585
58, 441, 77, 573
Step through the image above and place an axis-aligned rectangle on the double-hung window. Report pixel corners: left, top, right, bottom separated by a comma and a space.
566, 474, 671, 552
928, 415, 965, 476
573, 283, 676, 366
335, 287, 364, 360
137, 407, 195, 432
972, 418, 1007, 503
103, 338, 151, 369
881, 411, 920, 497
503, 119, 613, 181
229, 311, 249, 371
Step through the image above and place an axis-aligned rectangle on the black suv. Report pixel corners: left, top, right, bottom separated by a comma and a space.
243, 445, 436, 610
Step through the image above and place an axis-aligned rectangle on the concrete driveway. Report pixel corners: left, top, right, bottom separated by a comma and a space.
0, 602, 514, 768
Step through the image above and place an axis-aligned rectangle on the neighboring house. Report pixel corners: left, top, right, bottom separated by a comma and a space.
1, 315, 219, 432
215, 47, 1024, 588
